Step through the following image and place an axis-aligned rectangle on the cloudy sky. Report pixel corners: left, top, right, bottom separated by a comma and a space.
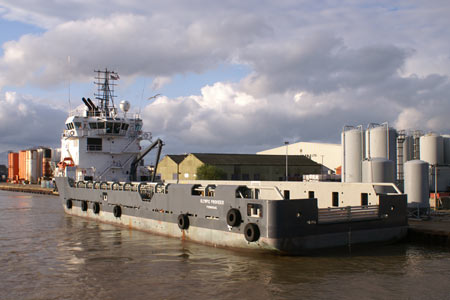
0, 0, 449, 161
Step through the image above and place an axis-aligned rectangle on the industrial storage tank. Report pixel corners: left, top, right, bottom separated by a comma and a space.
25, 150, 38, 184
51, 148, 61, 163
442, 134, 450, 165
341, 126, 363, 182
42, 148, 53, 178
402, 135, 414, 162
365, 124, 397, 182
365, 124, 397, 160
396, 132, 414, 181
420, 133, 444, 165
430, 166, 450, 192
362, 158, 395, 183
404, 160, 429, 209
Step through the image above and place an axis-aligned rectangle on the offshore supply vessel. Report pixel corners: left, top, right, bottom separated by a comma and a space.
55, 70, 408, 254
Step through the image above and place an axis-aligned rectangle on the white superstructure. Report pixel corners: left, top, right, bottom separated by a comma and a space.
58, 69, 156, 182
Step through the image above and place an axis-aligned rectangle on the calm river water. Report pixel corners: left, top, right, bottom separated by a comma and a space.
1, 190, 449, 300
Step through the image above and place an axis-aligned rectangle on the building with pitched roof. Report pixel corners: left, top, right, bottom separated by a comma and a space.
157, 153, 321, 181
157, 154, 188, 181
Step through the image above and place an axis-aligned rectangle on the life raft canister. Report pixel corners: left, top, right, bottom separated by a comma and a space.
57, 157, 75, 170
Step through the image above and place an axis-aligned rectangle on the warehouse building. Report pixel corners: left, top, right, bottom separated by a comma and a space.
157, 154, 188, 181
157, 153, 321, 182
257, 142, 341, 174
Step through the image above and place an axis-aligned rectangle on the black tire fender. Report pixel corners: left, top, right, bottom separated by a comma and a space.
93, 202, 100, 214
113, 205, 122, 218
226, 208, 242, 227
244, 223, 260, 242
177, 214, 189, 230
66, 199, 72, 209
81, 201, 88, 212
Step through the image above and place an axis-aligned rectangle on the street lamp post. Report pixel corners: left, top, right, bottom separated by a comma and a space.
285, 141, 289, 181
321, 155, 324, 174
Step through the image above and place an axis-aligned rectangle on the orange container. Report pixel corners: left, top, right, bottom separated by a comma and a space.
8, 152, 19, 181
19, 150, 27, 181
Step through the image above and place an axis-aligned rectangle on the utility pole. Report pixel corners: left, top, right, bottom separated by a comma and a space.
285, 141, 289, 181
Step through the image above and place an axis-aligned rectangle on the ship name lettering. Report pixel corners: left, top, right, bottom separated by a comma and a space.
210, 200, 224, 205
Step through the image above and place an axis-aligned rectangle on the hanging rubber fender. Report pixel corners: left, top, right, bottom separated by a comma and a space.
177, 214, 189, 230
81, 201, 88, 212
244, 223, 260, 242
226, 208, 242, 227
66, 199, 72, 209
93, 202, 100, 214
113, 205, 122, 218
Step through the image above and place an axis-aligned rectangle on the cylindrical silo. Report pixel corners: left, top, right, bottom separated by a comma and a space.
405, 160, 429, 209
365, 124, 397, 181
365, 124, 397, 160
420, 133, 444, 165
396, 132, 413, 182
403, 135, 414, 162
341, 127, 363, 182
442, 134, 450, 165
429, 166, 450, 192
26, 150, 38, 184
362, 157, 395, 183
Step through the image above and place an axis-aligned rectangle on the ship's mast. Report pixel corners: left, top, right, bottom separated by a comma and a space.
94, 68, 119, 116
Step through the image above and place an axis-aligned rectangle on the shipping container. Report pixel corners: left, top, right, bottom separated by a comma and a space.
19, 150, 27, 181
8, 152, 19, 181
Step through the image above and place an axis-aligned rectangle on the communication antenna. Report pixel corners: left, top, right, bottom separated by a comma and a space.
138, 78, 146, 117
67, 55, 71, 113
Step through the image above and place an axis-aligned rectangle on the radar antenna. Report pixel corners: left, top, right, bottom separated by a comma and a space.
94, 68, 119, 116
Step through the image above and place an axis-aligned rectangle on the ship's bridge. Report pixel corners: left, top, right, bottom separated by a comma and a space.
63, 115, 143, 138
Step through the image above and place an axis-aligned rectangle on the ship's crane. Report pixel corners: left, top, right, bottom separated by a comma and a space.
130, 139, 164, 182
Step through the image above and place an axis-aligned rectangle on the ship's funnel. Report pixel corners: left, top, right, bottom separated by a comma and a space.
87, 98, 98, 111
82, 97, 92, 110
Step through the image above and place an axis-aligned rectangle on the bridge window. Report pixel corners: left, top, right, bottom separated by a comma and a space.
121, 123, 129, 131
89, 122, 97, 129
106, 122, 113, 134
113, 123, 121, 134
97, 122, 105, 129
